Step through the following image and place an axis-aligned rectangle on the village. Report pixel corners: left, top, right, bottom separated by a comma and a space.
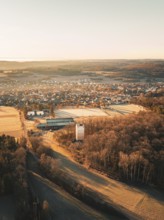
1, 78, 160, 139
0, 79, 162, 109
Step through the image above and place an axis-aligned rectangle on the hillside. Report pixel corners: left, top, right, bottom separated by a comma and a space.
0, 60, 164, 81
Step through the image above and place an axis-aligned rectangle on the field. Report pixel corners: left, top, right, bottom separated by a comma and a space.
0, 106, 22, 138
55, 108, 108, 118
105, 104, 145, 116
55, 104, 145, 119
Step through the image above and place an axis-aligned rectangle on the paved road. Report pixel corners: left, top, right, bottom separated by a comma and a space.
29, 171, 108, 220
0, 195, 15, 220
27, 152, 109, 220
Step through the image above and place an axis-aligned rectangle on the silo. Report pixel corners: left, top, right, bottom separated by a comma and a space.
76, 124, 84, 141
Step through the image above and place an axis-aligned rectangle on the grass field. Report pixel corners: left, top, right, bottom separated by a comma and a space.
54, 104, 145, 119
105, 104, 145, 116
0, 106, 22, 138
55, 108, 108, 118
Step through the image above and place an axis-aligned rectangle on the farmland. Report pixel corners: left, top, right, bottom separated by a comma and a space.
54, 104, 145, 119
0, 106, 22, 138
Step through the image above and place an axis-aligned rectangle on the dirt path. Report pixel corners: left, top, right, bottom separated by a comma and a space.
43, 132, 164, 220
19, 111, 32, 148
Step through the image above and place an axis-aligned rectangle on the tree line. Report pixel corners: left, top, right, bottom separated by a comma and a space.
0, 135, 32, 219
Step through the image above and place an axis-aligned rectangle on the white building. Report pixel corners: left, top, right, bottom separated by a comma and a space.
27, 110, 44, 117
27, 111, 35, 116
76, 124, 84, 141
36, 111, 44, 116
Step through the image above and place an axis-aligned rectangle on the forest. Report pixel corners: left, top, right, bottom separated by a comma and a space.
55, 111, 164, 189
0, 135, 32, 220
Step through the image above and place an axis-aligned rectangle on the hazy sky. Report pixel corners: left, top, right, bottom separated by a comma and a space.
0, 0, 164, 60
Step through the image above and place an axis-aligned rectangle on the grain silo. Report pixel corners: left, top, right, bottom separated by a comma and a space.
76, 124, 84, 141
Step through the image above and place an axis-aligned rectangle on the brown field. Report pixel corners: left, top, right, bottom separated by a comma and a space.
105, 104, 145, 116
0, 106, 23, 138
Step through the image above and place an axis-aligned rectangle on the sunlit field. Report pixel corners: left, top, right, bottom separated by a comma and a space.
0, 106, 22, 138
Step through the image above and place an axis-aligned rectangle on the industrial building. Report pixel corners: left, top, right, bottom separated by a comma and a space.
76, 124, 85, 141
37, 118, 74, 130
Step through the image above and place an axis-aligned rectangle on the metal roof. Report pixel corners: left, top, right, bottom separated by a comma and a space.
37, 121, 74, 128
46, 118, 74, 126
46, 118, 74, 122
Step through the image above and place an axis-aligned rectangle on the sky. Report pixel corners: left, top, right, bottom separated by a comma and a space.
0, 0, 164, 60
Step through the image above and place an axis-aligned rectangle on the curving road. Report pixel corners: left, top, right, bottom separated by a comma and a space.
27, 152, 110, 220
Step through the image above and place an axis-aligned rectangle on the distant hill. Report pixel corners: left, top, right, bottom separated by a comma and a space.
0, 59, 164, 79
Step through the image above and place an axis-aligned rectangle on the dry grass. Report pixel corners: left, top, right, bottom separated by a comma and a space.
105, 104, 145, 116
54, 105, 145, 119
55, 108, 108, 118
25, 119, 35, 131
0, 106, 23, 138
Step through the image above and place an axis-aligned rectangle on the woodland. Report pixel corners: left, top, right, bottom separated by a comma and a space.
55, 111, 164, 189
0, 135, 32, 219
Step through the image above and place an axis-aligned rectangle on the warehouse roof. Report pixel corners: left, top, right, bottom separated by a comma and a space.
37, 118, 74, 129
46, 118, 74, 124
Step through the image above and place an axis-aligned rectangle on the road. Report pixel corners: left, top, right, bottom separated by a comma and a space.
0, 195, 15, 220
20, 111, 111, 220
27, 152, 110, 220
43, 132, 164, 220
19, 111, 32, 148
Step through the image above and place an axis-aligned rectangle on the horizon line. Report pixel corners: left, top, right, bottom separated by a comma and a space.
0, 58, 164, 62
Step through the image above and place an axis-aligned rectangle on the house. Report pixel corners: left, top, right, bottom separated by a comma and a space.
36, 111, 44, 116
27, 110, 44, 118
27, 111, 35, 117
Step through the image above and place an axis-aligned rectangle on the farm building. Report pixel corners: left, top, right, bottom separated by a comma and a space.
37, 118, 74, 130
27, 110, 44, 118
27, 111, 35, 117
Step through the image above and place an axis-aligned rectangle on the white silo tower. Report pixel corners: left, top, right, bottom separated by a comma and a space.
76, 124, 84, 141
